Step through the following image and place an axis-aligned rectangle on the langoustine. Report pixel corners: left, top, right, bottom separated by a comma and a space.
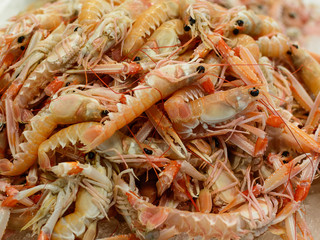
0, 88, 116, 175
0, 0, 319, 239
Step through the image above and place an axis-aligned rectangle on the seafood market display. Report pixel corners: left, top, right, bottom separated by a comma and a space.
0, 0, 320, 239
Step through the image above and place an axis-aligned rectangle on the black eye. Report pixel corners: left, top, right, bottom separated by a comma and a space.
101, 110, 109, 117
184, 25, 191, 31
233, 28, 239, 35
249, 87, 259, 97
18, 36, 25, 43
86, 151, 95, 159
292, 44, 299, 49
65, 82, 71, 86
189, 16, 196, 25
20, 46, 25, 51
74, 27, 79, 32
143, 148, 153, 155
196, 65, 205, 73
0, 123, 5, 132
214, 138, 220, 148
236, 20, 244, 26
133, 56, 140, 61
288, 12, 296, 19
282, 151, 289, 157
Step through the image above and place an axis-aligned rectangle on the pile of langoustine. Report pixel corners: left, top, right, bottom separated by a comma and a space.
214, 0, 320, 41
0, 0, 320, 239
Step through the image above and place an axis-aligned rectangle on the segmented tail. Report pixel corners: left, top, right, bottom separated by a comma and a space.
257, 33, 290, 58
0, 114, 56, 175
38, 122, 100, 169
83, 86, 161, 151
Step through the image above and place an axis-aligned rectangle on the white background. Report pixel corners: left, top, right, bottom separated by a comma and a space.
0, 0, 35, 25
